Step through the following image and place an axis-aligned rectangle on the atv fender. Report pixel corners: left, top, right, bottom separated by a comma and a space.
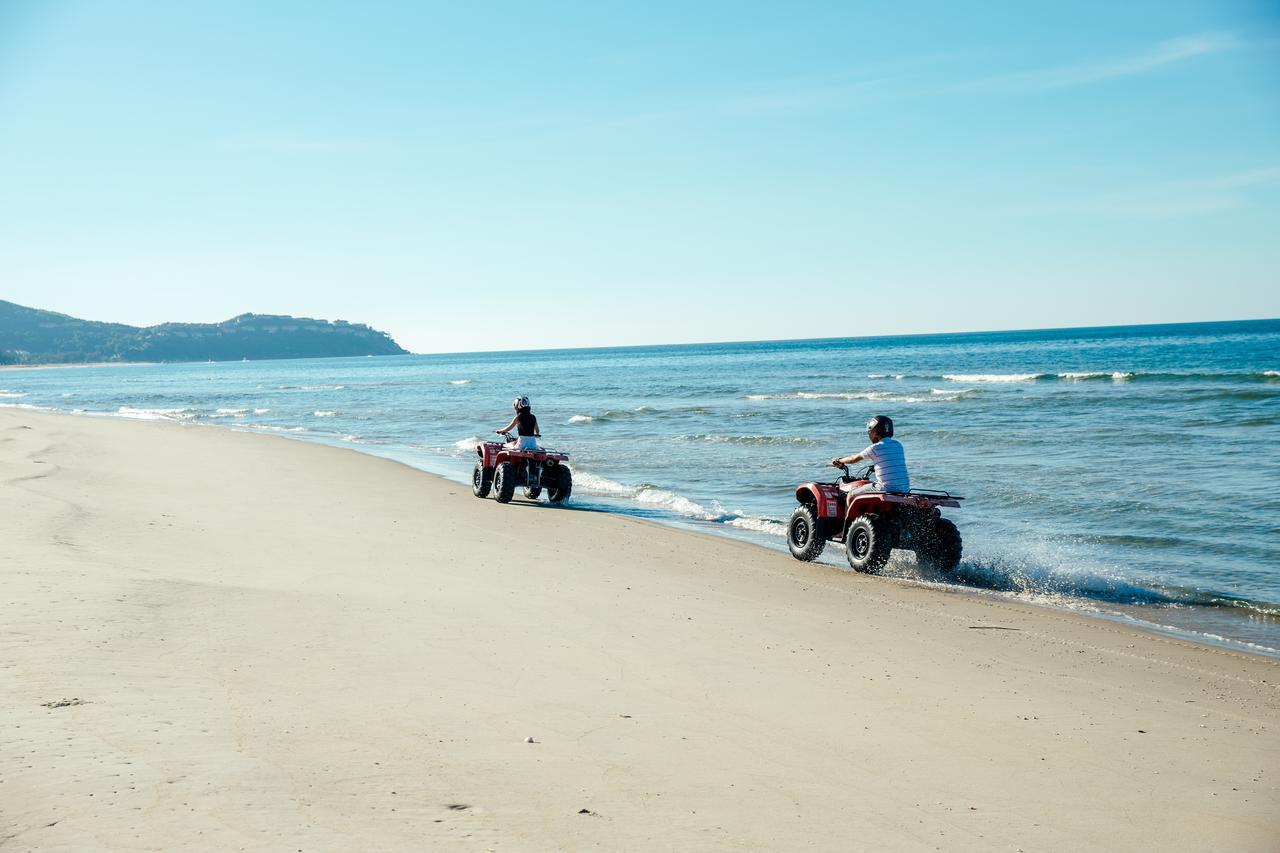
796, 483, 842, 522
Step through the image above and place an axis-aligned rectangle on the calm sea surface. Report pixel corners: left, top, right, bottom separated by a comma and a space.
6, 320, 1279, 655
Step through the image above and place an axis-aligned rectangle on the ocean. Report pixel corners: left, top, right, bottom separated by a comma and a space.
5, 319, 1278, 655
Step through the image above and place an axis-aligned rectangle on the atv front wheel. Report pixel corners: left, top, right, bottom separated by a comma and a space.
845, 514, 892, 574
917, 517, 962, 574
546, 465, 572, 504
787, 504, 826, 561
472, 463, 493, 498
492, 462, 516, 503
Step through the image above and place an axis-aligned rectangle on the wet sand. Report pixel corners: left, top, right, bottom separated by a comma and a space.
2, 408, 1277, 851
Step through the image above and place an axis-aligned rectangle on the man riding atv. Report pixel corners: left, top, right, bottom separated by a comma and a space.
832, 414, 908, 494
788, 413, 963, 573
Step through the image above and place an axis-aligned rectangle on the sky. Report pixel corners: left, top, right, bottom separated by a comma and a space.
1, 1, 1278, 353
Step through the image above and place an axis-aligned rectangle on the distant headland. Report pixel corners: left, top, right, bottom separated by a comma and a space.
0, 300, 408, 365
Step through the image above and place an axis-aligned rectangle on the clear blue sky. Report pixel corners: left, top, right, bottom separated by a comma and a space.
2, 1, 1277, 352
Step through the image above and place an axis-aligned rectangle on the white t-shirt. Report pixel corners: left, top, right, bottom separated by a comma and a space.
860, 437, 909, 491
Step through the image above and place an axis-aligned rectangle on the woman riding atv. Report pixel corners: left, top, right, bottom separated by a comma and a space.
497, 396, 541, 450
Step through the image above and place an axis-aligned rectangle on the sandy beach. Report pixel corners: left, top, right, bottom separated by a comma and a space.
2, 408, 1277, 852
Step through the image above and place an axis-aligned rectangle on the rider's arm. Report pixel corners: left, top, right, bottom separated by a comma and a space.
832, 452, 864, 466
497, 416, 518, 434
533, 416, 541, 437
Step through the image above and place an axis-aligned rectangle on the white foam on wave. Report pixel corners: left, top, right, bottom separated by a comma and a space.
313, 410, 338, 417
1058, 371, 1134, 382
943, 373, 1044, 383
1264, 370, 1280, 377
748, 389, 965, 404
675, 433, 818, 446
573, 471, 787, 536
250, 424, 308, 433
726, 516, 788, 536
448, 379, 471, 385
301, 384, 346, 391
215, 408, 248, 415
568, 414, 594, 424
116, 406, 196, 421
254, 408, 271, 414
746, 391, 896, 401
0, 402, 56, 412
453, 435, 482, 452
0, 391, 26, 398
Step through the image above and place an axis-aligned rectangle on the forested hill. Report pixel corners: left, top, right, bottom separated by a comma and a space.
0, 300, 409, 364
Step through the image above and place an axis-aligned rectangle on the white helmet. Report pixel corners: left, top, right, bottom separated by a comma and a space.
513, 395, 531, 411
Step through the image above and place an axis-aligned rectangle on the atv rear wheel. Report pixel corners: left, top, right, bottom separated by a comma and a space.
917, 517, 962, 574
845, 514, 892, 574
546, 465, 572, 504
472, 463, 493, 498
492, 462, 516, 503
787, 504, 826, 561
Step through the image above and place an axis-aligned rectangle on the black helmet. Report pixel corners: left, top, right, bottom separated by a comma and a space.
866, 414, 894, 438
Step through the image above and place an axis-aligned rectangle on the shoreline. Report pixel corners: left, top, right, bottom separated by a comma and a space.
7, 401, 1279, 660
3, 406, 1278, 850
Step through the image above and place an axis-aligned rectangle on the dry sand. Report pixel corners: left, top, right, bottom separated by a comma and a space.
2, 408, 1277, 851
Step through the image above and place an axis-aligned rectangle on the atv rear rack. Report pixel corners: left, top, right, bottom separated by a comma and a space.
894, 488, 964, 501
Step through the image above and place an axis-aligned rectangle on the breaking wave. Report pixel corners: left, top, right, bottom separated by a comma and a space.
674, 433, 821, 446
565, 405, 707, 423
745, 390, 973, 404
940, 553, 1280, 626
572, 471, 787, 535
244, 424, 308, 433
1057, 371, 1134, 382
943, 373, 1045, 383
115, 406, 196, 421
934, 370, 1277, 384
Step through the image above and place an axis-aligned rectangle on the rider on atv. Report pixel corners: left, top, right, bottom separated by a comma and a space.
831, 415, 908, 494
497, 395, 541, 450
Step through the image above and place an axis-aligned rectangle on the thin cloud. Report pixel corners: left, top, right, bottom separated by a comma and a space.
950, 32, 1240, 94
715, 53, 962, 117
717, 32, 1243, 118
1023, 166, 1280, 219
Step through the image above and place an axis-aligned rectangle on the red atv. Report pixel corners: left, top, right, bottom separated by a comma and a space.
472, 432, 573, 504
787, 463, 963, 574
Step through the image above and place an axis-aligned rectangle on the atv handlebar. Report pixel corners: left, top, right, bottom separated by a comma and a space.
830, 461, 877, 481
